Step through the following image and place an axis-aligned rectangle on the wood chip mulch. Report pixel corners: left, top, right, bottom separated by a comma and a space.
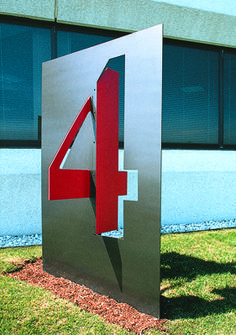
5, 259, 168, 334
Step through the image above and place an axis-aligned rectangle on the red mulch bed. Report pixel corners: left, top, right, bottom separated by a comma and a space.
5, 258, 167, 334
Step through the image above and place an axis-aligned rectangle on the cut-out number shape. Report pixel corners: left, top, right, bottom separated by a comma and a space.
48, 68, 127, 234
48, 96, 91, 201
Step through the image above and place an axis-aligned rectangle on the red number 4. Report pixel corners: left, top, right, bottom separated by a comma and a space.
48, 68, 127, 234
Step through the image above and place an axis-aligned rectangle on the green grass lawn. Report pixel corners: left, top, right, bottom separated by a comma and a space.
0, 228, 235, 334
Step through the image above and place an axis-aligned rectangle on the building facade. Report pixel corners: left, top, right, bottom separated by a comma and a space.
1, 0, 236, 239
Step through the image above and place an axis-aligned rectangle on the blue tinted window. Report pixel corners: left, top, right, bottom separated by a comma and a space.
162, 43, 219, 144
57, 31, 112, 57
0, 23, 51, 142
224, 52, 236, 145
1, 22, 235, 149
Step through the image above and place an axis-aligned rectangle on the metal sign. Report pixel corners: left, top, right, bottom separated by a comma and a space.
42, 24, 163, 317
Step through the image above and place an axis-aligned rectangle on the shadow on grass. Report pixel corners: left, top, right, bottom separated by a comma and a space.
161, 252, 235, 280
160, 252, 236, 319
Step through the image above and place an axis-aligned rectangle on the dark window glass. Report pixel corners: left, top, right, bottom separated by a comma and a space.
223, 52, 236, 145
0, 23, 51, 143
162, 43, 219, 145
2, 21, 235, 149
57, 30, 113, 57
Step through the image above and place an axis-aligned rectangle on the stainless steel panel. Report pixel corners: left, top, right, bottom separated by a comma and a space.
42, 24, 162, 317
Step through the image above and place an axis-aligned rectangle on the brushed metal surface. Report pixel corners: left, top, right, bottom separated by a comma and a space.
42, 24, 162, 317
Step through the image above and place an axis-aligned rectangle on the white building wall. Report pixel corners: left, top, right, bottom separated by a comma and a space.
1, 149, 236, 236
162, 150, 236, 226
0, 149, 41, 236
152, 0, 236, 16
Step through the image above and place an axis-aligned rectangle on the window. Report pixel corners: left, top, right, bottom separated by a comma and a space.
0, 18, 236, 149
0, 21, 51, 146
223, 51, 236, 145
162, 41, 219, 146
57, 30, 113, 57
